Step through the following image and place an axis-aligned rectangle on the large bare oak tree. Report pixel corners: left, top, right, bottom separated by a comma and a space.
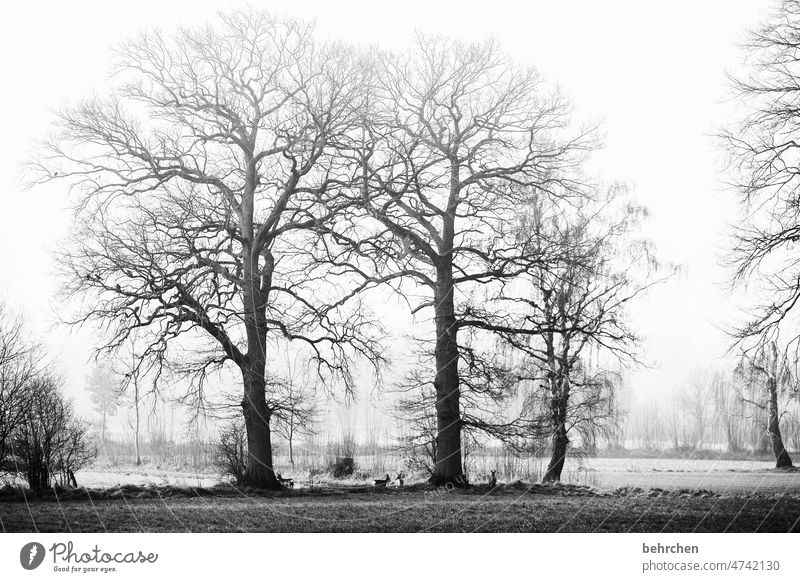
32, 11, 382, 489
330, 37, 597, 485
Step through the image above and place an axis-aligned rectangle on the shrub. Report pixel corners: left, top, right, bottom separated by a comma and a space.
326, 431, 357, 478
10, 375, 95, 490
329, 456, 355, 478
214, 420, 247, 485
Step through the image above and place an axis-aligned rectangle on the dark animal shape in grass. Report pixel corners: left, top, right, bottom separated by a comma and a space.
373, 474, 391, 487
276, 473, 295, 488
489, 470, 497, 488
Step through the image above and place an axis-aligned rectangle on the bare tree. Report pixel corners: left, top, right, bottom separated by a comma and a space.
0, 302, 38, 473
510, 188, 659, 482
672, 369, 716, 450
214, 419, 248, 485
85, 364, 122, 447
723, 0, 800, 350
114, 342, 145, 466
1, 303, 94, 489
328, 36, 596, 485
736, 341, 794, 468
128, 360, 143, 467
721, 0, 800, 467
392, 361, 481, 479
31, 11, 383, 489
393, 376, 439, 476
269, 364, 320, 468
11, 374, 95, 490
736, 368, 773, 453
710, 370, 747, 453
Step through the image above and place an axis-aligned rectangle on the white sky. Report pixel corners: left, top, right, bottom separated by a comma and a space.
0, 0, 774, 424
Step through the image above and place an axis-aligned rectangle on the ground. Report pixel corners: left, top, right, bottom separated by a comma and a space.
2, 483, 800, 533
4, 457, 800, 533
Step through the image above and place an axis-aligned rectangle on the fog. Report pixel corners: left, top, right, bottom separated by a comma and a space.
0, 0, 772, 433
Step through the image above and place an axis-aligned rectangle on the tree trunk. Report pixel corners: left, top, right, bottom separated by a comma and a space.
726, 421, 738, 453
289, 429, 295, 468
133, 383, 141, 466
766, 377, 793, 468
751, 411, 769, 454
134, 410, 141, 466
237, 157, 281, 490
429, 263, 465, 487
28, 448, 49, 491
241, 365, 280, 489
543, 394, 569, 483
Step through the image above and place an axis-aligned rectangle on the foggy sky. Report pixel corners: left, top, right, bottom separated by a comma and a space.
0, 0, 773, 429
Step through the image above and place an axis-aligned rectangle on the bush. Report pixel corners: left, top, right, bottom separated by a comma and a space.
326, 431, 357, 478
10, 376, 95, 490
330, 456, 355, 478
214, 420, 247, 485
1, 305, 95, 489
0, 304, 36, 474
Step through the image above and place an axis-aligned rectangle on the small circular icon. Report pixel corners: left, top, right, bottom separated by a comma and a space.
20, 542, 46, 570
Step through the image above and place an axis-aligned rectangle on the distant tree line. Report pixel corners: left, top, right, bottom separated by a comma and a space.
623, 347, 799, 468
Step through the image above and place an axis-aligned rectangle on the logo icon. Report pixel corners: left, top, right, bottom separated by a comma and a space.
20, 542, 46, 570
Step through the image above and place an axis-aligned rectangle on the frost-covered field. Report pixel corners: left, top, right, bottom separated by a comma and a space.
72, 468, 219, 489
60, 457, 800, 494
573, 458, 800, 493
4, 456, 800, 533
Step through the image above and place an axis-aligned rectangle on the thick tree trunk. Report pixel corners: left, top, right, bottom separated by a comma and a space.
766, 377, 793, 468
752, 414, 770, 454
238, 171, 281, 489
241, 365, 280, 489
430, 264, 465, 487
543, 395, 569, 483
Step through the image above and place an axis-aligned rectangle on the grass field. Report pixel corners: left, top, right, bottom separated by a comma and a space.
2, 483, 800, 533
49, 456, 800, 495
4, 455, 800, 533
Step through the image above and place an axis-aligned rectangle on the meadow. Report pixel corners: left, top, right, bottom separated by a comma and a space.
55, 438, 800, 494
2, 482, 799, 533
4, 435, 800, 533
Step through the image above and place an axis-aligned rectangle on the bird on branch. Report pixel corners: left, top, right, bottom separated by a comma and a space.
398, 235, 413, 259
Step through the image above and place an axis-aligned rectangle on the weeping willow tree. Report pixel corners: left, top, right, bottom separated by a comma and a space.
510, 187, 664, 482
721, 0, 800, 467
736, 341, 794, 468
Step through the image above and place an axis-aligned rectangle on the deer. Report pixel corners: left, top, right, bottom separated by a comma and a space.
373, 474, 391, 487
276, 473, 295, 488
488, 469, 497, 488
